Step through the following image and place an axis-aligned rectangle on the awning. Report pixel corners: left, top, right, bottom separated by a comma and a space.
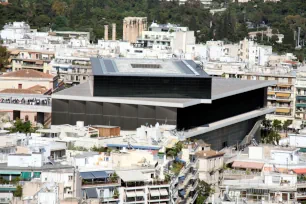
150, 190, 160, 197
85, 188, 98, 198
160, 189, 169, 196
10, 50, 20, 55
35, 61, 44, 65
276, 93, 290, 97
232, 161, 264, 170
21, 172, 31, 180
277, 84, 292, 88
117, 170, 146, 182
135, 191, 145, 197
126, 191, 136, 197
91, 171, 108, 179
276, 108, 290, 113
179, 190, 186, 196
293, 168, 306, 174
0, 171, 21, 175
80, 172, 95, 180
268, 92, 275, 95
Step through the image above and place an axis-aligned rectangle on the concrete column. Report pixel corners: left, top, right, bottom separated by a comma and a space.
112, 23, 116, 41
37, 112, 44, 125
13, 110, 20, 120
104, 25, 109, 41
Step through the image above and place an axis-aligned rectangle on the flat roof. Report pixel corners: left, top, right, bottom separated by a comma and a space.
116, 170, 147, 182
52, 78, 275, 107
91, 58, 210, 77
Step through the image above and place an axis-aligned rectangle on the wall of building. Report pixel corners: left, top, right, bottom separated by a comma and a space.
177, 88, 267, 129
52, 100, 177, 130
192, 116, 263, 150
93, 75, 212, 99
0, 78, 54, 90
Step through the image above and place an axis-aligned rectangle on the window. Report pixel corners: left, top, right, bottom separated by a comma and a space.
18, 84, 22, 89
25, 115, 29, 122
131, 64, 161, 69
68, 175, 73, 181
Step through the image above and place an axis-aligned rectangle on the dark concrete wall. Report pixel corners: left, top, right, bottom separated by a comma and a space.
93, 75, 212, 99
177, 88, 266, 130
52, 99, 177, 130
192, 116, 263, 150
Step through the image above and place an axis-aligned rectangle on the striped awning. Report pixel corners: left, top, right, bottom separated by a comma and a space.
276, 93, 290, 97
276, 108, 290, 113
277, 84, 292, 88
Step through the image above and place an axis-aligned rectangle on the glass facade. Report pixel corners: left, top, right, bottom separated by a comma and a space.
93, 75, 212, 99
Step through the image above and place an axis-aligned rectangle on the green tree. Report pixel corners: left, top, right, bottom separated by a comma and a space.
0, 46, 9, 72
10, 119, 35, 134
272, 119, 282, 131
13, 185, 22, 197
196, 180, 211, 204
283, 120, 292, 133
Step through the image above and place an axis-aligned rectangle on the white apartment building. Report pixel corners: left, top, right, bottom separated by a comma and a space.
239, 38, 272, 66
136, 22, 196, 55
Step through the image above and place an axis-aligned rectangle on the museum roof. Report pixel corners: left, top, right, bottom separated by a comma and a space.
90, 58, 210, 77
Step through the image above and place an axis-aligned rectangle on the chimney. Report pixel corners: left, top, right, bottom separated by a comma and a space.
112, 23, 116, 41
104, 25, 109, 41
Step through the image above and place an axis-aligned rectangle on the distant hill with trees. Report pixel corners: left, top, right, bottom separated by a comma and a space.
0, 0, 305, 60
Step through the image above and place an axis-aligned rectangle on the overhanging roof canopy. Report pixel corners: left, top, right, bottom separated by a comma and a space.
80, 171, 108, 179
126, 191, 136, 197
276, 93, 290, 97
150, 190, 160, 197
160, 189, 169, 196
276, 108, 290, 113
117, 170, 146, 182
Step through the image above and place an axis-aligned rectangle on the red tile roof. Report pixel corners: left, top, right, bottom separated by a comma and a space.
0, 69, 54, 79
232, 161, 264, 170
0, 85, 50, 94
293, 168, 306, 174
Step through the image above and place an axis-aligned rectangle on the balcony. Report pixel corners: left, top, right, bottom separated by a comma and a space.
82, 179, 121, 187
21, 64, 43, 69
267, 96, 293, 101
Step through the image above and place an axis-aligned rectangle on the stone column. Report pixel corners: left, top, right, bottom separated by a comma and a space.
112, 23, 116, 41
104, 25, 109, 41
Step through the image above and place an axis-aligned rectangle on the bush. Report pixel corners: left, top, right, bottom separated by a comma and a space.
90, 134, 98, 138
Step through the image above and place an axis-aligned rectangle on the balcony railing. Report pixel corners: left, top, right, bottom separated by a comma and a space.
82, 179, 120, 187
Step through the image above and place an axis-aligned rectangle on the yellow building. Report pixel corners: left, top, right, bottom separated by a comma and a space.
8, 49, 54, 73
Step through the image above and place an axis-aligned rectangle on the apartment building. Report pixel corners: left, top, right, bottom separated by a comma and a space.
136, 22, 196, 54
196, 149, 225, 187
294, 68, 306, 121
9, 49, 54, 73
224, 68, 296, 121
238, 38, 272, 66
51, 56, 91, 84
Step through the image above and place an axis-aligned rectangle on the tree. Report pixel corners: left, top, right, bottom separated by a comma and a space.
283, 120, 292, 133
10, 119, 35, 134
262, 130, 281, 144
262, 119, 272, 129
271, 35, 279, 44
0, 46, 9, 72
35, 15, 51, 28
272, 119, 282, 131
196, 180, 211, 204
13, 185, 22, 197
